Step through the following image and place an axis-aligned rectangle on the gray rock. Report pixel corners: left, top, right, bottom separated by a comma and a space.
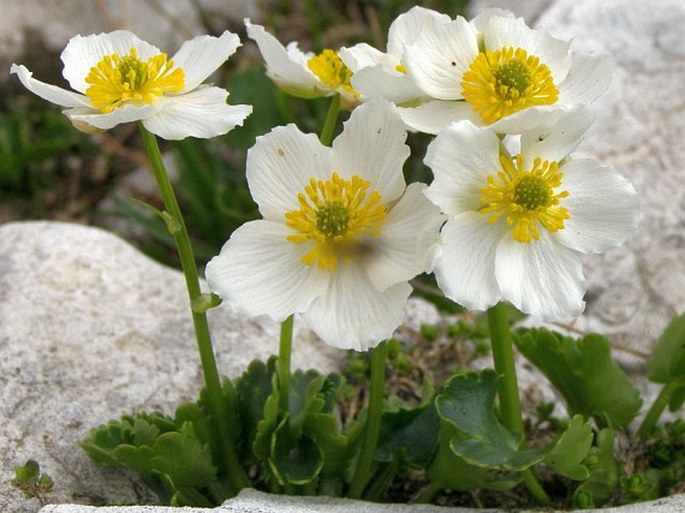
37, 488, 685, 513
0, 220, 341, 513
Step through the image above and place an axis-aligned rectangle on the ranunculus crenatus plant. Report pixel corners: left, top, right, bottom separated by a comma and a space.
15, 5, 680, 511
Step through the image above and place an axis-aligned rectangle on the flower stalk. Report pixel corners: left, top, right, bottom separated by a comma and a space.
348, 340, 387, 499
487, 302, 550, 505
138, 125, 249, 493
278, 314, 295, 413
637, 379, 685, 438
319, 93, 341, 146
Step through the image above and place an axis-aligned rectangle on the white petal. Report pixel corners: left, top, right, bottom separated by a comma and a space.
205, 220, 329, 322
486, 104, 566, 134
10, 64, 89, 108
433, 211, 507, 311
331, 99, 408, 202
66, 103, 157, 129
351, 65, 425, 103
247, 124, 331, 221
141, 86, 251, 140
339, 43, 387, 71
559, 52, 613, 105
556, 159, 640, 254
364, 183, 445, 291
520, 104, 593, 164
495, 232, 585, 321
483, 16, 572, 83
245, 20, 319, 93
303, 264, 412, 351
61, 30, 161, 93
387, 6, 452, 56
404, 17, 479, 100
470, 8, 515, 33
173, 31, 241, 92
424, 120, 500, 215
398, 99, 480, 134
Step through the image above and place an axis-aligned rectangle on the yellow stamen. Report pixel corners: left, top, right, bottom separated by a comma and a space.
461, 46, 558, 124
307, 49, 358, 95
285, 172, 387, 271
85, 48, 185, 113
480, 155, 569, 243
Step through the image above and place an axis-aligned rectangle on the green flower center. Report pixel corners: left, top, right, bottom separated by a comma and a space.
316, 201, 350, 236
513, 175, 551, 210
480, 155, 570, 243
285, 172, 387, 271
493, 59, 532, 95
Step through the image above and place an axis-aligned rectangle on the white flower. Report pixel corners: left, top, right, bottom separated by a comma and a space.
397, 9, 612, 134
10, 30, 252, 140
423, 105, 639, 320
245, 19, 360, 109
339, 6, 450, 105
206, 100, 444, 351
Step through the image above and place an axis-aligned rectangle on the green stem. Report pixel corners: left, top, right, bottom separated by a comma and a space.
319, 94, 341, 146
487, 302, 550, 506
138, 126, 249, 493
414, 481, 441, 504
278, 314, 294, 413
348, 341, 387, 499
363, 460, 398, 502
637, 380, 683, 437
487, 303, 524, 434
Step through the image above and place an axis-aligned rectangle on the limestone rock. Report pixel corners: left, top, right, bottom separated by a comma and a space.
37, 488, 685, 513
0, 221, 341, 513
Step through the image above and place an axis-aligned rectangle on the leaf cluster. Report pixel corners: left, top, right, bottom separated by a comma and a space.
11, 460, 54, 506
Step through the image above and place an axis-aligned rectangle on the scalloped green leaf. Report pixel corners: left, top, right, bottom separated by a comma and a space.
81, 419, 135, 466
243, 357, 280, 461
132, 417, 160, 447
572, 429, 620, 508
303, 412, 349, 477
427, 386, 519, 492
111, 444, 155, 475
376, 401, 439, 468
289, 370, 327, 437
270, 417, 324, 485
543, 415, 593, 480
648, 313, 685, 383
514, 328, 642, 428
151, 422, 217, 488
438, 370, 547, 470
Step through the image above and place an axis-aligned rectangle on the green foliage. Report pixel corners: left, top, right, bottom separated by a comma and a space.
647, 313, 685, 409
0, 98, 95, 205
11, 460, 54, 505
435, 370, 592, 477
376, 385, 439, 468
572, 428, 620, 508
514, 328, 642, 429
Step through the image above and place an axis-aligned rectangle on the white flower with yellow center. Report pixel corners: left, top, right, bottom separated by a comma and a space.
400, 9, 612, 134
423, 105, 640, 320
339, 6, 450, 105
245, 19, 360, 109
206, 100, 444, 351
10, 30, 252, 140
